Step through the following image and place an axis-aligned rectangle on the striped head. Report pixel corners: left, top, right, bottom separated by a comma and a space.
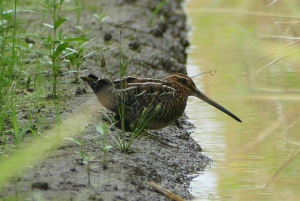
165, 73, 199, 96
165, 73, 242, 123
80, 74, 110, 93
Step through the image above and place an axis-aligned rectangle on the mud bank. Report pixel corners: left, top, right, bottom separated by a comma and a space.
1, 0, 211, 200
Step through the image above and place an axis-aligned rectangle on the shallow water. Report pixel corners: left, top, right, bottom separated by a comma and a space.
185, 1, 300, 200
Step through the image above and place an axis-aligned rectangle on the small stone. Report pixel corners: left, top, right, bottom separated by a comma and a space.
150, 22, 168, 37
31, 182, 49, 190
25, 37, 35, 44
150, 28, 163, 37
104, 32, 112, 41
46, 94, 54, 99
75, 87, 87, 95
181, 38, 190, 48
128, 41, 140, 51
122, 0, 137, 4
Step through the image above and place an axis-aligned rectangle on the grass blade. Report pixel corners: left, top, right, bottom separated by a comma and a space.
264, 147, 300, 190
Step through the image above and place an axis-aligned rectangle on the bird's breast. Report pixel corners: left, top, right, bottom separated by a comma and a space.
95, 85, 118, 111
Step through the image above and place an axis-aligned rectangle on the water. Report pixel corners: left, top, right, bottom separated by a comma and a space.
185, 1, 300, 200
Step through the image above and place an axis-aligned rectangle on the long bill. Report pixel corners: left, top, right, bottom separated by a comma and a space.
195, 89, 242, 123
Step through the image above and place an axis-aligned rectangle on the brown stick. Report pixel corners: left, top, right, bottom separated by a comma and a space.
149, 181, 185, 201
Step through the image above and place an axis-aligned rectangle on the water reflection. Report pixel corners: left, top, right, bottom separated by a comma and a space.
186, 0, 300, 200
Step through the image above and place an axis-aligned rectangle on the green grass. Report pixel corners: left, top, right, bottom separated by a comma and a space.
0, 0, 22, 145
149, 0, 167, 27
62, 39, 94, 83
96, 123, 112, 167
0, 0, 93, 150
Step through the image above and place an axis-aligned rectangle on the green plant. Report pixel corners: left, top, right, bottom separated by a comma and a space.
0, 0, 24, 146
41, 0, 68, 98
96, 123, 112, 168
62, 39, 94, 83
117, 102, 161, 153
65, 137, 94, 185
11, 96, 23, 145
0, 135, 8, 154
93, 11, 109, 30
65, 138, 85, 162
41, 0, 88, 122
149, 0, 167, 27
104, 97, 161, 154
116, 26, 127, 134
74, 0, 83, 25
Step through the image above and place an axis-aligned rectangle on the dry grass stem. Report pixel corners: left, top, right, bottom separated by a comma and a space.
261, 35, 300, 40
274, 21, 300, 24
255, 40, 300, 62
256, 51, 300, 74
276, 118, 300, 142
264, 147, 300, 190
266, 0, 278, 7
190, 9, 300, 19
149, 182, 185, 201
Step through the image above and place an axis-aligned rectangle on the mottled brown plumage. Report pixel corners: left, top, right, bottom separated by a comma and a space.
81, 73, 241, 130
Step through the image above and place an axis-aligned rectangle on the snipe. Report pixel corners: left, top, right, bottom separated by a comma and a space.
81, 73, 242, 130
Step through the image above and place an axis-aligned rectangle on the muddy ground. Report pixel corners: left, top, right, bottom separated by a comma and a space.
1, 0, 211, 200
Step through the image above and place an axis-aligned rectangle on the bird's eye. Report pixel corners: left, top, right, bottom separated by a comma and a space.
180, 78, 187, 84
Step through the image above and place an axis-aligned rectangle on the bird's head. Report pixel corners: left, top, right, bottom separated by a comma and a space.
81, 74, 110, 93
166, 73, 199, 96
166, 73, 242, 123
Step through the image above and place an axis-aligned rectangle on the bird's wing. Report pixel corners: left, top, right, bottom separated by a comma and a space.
107, 81, 176, 121
112, 76, 169, 88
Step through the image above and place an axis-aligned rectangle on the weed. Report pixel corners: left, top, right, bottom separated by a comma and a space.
0, 136, 8, 154
62, 38, 94, 83
74, 0, 83, 25
65, 138, 85, 163
116, 25, 126, 134
96, 123, 113, 169
65, 137, 94, 186
41, 0, 67, 98
41, 0, 89, 122
149, 0, 167, 27
116, 102, 161, 153
106, 93, 161, 154
93, 11, 109, 30
0, 0, 24, 146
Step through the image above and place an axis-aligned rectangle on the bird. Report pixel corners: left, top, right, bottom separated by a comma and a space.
81, 73, 242, 130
